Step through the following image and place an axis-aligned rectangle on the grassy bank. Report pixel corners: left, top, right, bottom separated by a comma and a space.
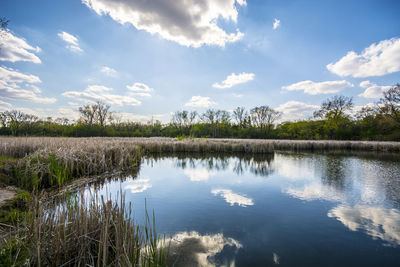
1, 137, 399, 158
0, 138, 141, 191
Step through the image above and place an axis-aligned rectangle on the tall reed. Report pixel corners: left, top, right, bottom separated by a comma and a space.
0, 191, 168, 266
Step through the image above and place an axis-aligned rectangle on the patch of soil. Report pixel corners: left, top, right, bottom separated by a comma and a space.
0, 189, 15, 206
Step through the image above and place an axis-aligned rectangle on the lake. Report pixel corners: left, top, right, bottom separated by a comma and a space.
80, 152, 400, 266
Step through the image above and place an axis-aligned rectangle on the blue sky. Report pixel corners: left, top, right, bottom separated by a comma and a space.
0, 0, 399, 122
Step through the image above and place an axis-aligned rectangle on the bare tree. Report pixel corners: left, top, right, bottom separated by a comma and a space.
78, 101, 111, 126
250, 106, 280, 132
79, 104, 96, 125
96, 101, 111, 127
172, 111, 188, 127
200, 109, 216, 124
314, 95, 353, 120
233, 107, 247, 127
215, 110, 230, 124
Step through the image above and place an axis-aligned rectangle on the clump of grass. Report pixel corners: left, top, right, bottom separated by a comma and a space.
0, 190, 30, 225
14, 142, 141, 190
0, 191, 168, 266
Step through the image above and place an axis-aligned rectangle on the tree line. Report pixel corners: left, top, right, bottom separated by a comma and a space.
0, 84, 399, 140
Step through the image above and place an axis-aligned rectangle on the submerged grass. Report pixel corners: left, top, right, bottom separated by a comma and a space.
0, 191, 168, 266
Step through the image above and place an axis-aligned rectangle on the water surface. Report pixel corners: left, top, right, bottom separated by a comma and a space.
82, 152, 400, 266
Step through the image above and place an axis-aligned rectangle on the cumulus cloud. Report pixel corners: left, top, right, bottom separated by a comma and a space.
0, 29, 41, 63
58, 31, 83, 53
358, 80, 391, 99
213, 72, 255, 89
62, 84, 141, 106
212, 189, 254, 207
0, 67, 56, 104
273, 18, 280, 30
328, 205, 400, 245
185, 96, 216, 108
127, 82, 153, 92
276, 101, 319, 121
100, 66, 117, 77
124, 178, 152, 193
126, 82, 154, 98
282, 80, 353, 95
82, 0, 246, 47
327, 37, 400, 78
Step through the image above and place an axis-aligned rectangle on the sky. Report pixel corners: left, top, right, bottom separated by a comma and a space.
0, 0, 399, 123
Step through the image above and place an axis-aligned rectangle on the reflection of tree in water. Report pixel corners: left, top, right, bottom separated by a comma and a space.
319, 156, 347, 191
149, 153, 275, 178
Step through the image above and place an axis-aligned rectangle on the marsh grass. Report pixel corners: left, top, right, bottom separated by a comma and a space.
0, 137, 398, 189
0, 191, 168, 266
1, 137, 398, 159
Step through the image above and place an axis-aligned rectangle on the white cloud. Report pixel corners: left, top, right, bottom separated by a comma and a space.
327, 37, 400, 78
0, 67, 56, 104
127, 82, 153, 92
62, 85, 141, 106
328, 205, 400, 245
124, 178, 152, 193
100, 66, 117, 77
167, 231, 242, 267
57, 107, 80, 120
273, 18, 280, 30
0, 66, 41, 84
213, 72, 255, 89
282, 80, 353, 95
83, 0, 246, 47
0, 99, 12, 111
0, 29, 41, 64
126, 82, 154, 98
358, 81, 391, 99
185, 96, 216, 108
58, 31, 83, 53
212, 189, 254, 207
276, 101, 319, 121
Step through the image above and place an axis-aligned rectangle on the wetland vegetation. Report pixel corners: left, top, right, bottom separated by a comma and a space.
0, 137, 399, 266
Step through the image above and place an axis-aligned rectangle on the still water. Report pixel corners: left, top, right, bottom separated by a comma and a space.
83, 152, 400, 266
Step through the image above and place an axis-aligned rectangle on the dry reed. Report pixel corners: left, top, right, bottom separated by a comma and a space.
1, 137, 398, 158
0, 190, 167, 266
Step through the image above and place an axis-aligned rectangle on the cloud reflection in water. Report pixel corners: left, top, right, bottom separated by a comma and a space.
124, 178, 152, 193
212, 189, 254, 207
167, 231, 242, 267
328, 205, 400, 246
184, 168, 215, 182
